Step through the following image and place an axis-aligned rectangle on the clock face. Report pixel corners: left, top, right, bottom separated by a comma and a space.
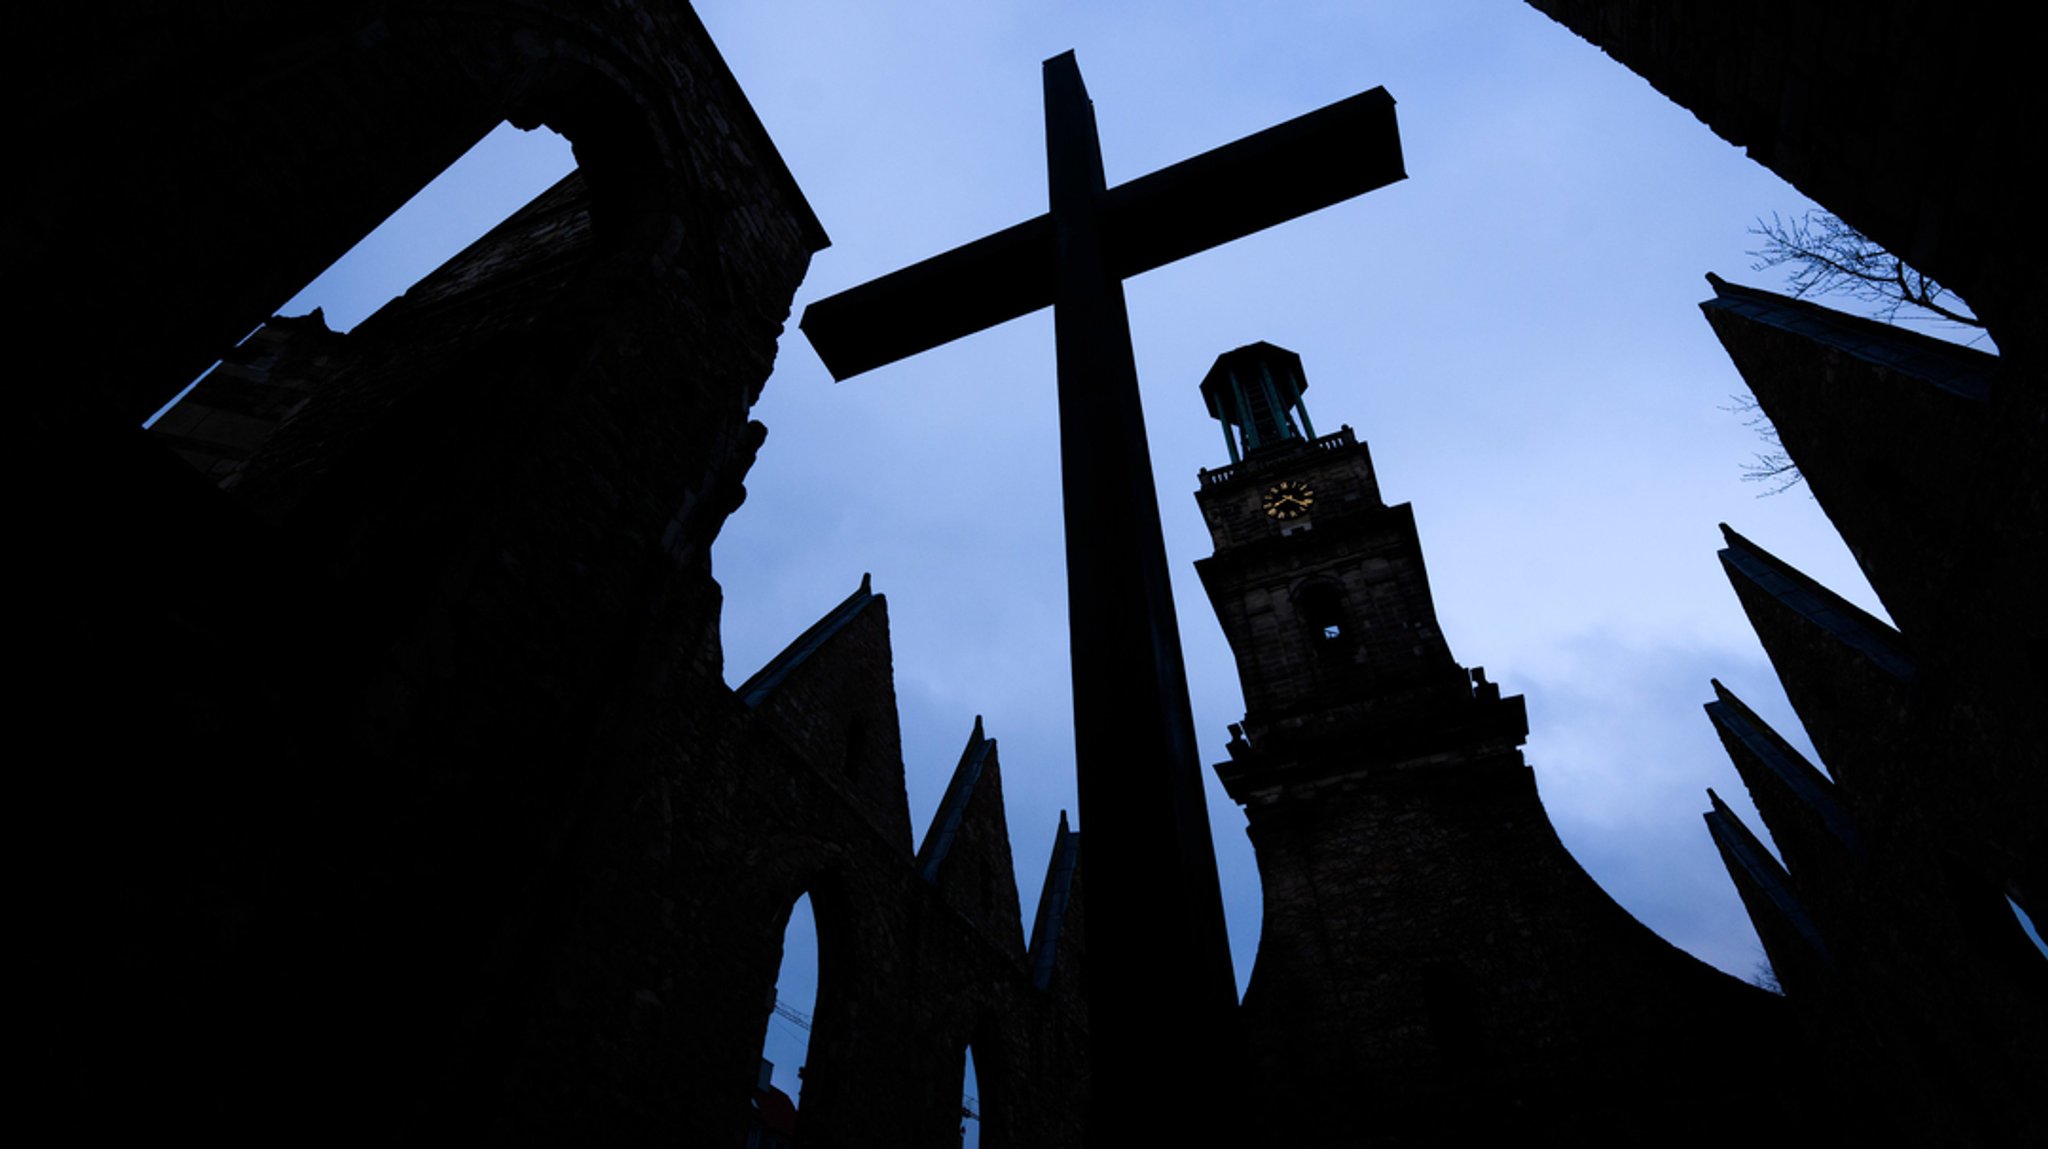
1262, 480, 1315, 520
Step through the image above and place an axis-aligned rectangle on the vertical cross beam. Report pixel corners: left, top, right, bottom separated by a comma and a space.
1040, 51, 1244, 1135
799, 52, 1403, 1139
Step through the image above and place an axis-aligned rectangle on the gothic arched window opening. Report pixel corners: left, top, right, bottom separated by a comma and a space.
760, 892, 821, 1112
959, 1043, 984, 1148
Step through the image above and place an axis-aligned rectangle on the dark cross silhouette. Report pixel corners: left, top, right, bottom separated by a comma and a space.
801, 52, 1403, 1136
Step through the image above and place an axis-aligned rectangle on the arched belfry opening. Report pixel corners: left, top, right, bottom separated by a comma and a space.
1295, 579, 1350, 645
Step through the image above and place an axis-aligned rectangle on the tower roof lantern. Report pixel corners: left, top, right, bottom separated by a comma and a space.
1200, 341, 1317, 463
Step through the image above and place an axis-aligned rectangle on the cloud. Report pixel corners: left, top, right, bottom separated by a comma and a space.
1519, 628, 1808, 975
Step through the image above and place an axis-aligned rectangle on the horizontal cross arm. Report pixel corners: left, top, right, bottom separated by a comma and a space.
801, 214, 1056, 381
1103, 87, 1404, 279
799, 85, 1402, 383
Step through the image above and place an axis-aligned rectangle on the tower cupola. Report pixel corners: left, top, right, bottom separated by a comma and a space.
1200, 341, 1318, 463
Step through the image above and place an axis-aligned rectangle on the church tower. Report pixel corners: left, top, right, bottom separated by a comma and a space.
1193, 341, 1523, 782
1193, 342, 1804, 1145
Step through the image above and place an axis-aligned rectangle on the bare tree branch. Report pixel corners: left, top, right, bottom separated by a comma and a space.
1723, 393, 1804, 496
1730, 211, 1988, 495
1748, 210, 1984, 329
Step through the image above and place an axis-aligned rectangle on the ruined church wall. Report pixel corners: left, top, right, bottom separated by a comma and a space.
24, 4, 848, 1141
22, 1, 823, 425
492, 594, 1087, 1146
108, 148, 1087, 1142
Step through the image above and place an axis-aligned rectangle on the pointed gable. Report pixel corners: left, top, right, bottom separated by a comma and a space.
915, 717, 1027, 958
1718, 525, 1921, 804
1704, 790, 1831, 1000
1705, 679, 1863, 874
739, 574, 914, 853
738, 574, 880, 709
1026, 811, 1084, 997
1700, 274, 2009, 646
